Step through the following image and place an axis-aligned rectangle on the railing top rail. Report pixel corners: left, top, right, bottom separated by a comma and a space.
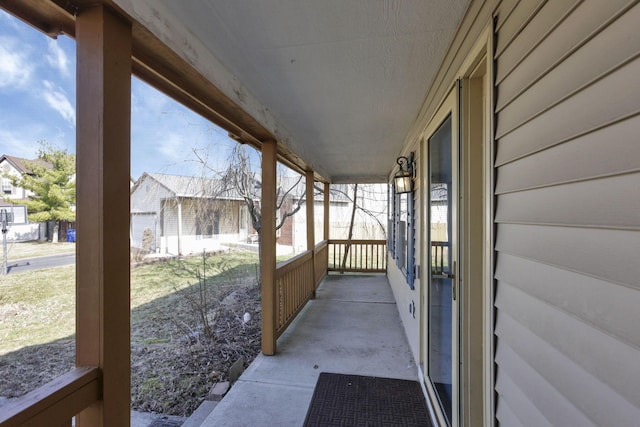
314, 240, 328, 251
275, 250, 313, 278
0, 366, 100, 427
328, 239, 386, 245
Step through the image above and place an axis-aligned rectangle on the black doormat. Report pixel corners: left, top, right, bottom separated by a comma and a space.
303, 372, 432, 427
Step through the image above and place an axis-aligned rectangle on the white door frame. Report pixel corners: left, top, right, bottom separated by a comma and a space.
419, 25, 494, 426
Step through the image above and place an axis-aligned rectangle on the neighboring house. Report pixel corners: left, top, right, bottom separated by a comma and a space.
131, 173, 383, 255
0, 155, 52, 241
0, 201, 41, 241
0, 154, 50, 201
131, 172, 252, 255
291, 183, 388, 252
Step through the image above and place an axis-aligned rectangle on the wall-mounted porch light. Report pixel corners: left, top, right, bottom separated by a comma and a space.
393, 152, 415, 194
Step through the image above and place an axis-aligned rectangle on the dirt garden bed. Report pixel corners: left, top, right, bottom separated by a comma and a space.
0, 250, 263, 417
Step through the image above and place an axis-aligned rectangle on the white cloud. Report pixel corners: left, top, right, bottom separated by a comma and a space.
0, 11, 26, 32
0, 127, 41, 158
132, 78, 174, 116
46, 39, 70, 77
156, 132, 188, 161
42, 80, 75, 126
0, 37, 33, 88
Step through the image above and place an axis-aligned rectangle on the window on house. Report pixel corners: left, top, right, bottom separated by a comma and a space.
388, 183, 395, 256
195, 210, 215, 238
392, 184, 415, 289
2, 178, 12, 195
239, 204, 246, 231
213, 210, 220, 235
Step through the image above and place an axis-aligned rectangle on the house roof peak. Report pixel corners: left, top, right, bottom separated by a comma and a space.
1, 154, 52, 174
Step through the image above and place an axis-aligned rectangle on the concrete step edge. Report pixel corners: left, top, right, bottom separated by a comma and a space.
181, 400, 219, 427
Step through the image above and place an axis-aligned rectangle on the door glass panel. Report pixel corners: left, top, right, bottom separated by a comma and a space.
428, 114, 453, 424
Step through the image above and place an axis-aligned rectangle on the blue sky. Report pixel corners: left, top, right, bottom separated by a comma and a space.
0, 9, 243, 180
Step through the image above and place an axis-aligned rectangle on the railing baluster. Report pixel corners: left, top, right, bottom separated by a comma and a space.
366, 243, 370, 269
371, 243, 375, 269
326, 240, 387, 273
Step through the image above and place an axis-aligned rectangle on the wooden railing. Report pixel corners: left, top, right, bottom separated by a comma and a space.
0, 366, 100, 427
275, 250, 315, 338
271, 239, 386, 343
328, 239, 387, 273
314, 240, 329, 287
431, 240, 450, 277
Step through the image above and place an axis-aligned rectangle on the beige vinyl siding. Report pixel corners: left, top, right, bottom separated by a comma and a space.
494, 0, 580, 83
495, 0, 633, 99
493, 0, 640, 424
495, 115, 640, 193
495, 224, 639, 291
495, 174, 640, 229
496, 56, 640, 165
495, 396, 525, 427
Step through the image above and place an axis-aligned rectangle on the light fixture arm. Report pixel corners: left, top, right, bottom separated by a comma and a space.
396, 153, 415, 178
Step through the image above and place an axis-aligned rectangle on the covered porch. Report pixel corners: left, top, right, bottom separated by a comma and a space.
202, 273, 419, 426
3, 0, 638, 425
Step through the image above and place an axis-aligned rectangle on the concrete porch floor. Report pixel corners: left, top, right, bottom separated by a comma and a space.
199, 273, 420, 426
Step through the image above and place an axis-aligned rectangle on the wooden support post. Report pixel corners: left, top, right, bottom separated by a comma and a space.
261, 140, 277, 355
306, 170, 315, 298
306, 171, 315, 250
176, 198, 183, 255
323, 182, 330, 241
76, 5, 131, 426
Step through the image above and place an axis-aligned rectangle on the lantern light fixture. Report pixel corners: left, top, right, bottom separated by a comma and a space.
393, 152, 415, 194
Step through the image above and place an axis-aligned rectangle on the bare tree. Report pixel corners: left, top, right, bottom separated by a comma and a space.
225, 146, 305, 234
341, 183, 359, 270
194, 144, 309, 238
326, 183, 387, 240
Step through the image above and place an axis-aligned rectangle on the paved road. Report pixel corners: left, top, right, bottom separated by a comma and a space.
5, 252, 75, 274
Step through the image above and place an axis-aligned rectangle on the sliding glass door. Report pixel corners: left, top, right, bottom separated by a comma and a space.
422, 88, 459, 426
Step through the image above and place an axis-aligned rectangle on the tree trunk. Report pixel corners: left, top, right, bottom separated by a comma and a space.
341, 184, 358, 271
51, 220, 59, 243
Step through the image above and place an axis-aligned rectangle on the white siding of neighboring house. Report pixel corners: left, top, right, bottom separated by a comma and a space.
159, 199, 180, 254
130, 175, 172, 215
130, 213, 156, 250
178, 199, 241, 255
130, 177, 173, 250
132, 175, 252, 255
292, 188, 388, 254
0, 160, 30, 200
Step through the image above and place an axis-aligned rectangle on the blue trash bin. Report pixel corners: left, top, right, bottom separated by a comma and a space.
66, 229, 76, 242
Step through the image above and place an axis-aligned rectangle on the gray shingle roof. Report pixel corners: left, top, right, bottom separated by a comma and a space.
145, 173, 245, 200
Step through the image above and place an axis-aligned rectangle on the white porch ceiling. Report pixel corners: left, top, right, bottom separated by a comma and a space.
113, 0, 470, 183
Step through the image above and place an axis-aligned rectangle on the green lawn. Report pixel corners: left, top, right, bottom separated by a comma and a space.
3, 241, 76, 260
0, 250, 261, 355
0, 266, 75, 354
